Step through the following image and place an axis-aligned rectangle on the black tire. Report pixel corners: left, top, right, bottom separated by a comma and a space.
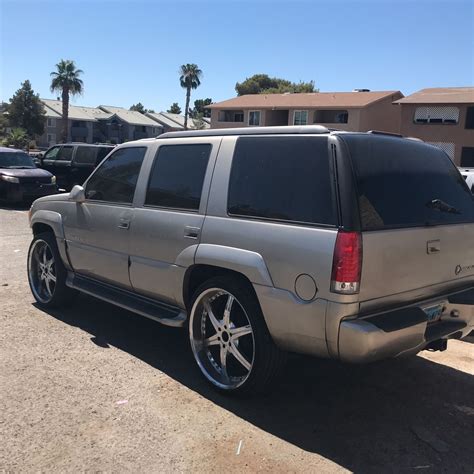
188, 275, 286, 396
27, 231, 77, 308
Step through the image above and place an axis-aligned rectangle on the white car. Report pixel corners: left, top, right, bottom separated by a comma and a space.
459, 168, 474, 193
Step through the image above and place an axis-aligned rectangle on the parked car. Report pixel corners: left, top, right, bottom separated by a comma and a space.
27, 126, 474, 394
459, 167, 474, 193
0, 147, 57, 203
39, 143, 114, 191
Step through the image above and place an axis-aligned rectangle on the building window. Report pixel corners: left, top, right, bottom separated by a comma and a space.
414, 106, 459, 124
465, 107, 474, 129
461, 147, 474, 167
293, 110, 308, 125
248, 111, 261, 126
428, 142, 455, 160
218, 110, 244, 122
47, 133, 56, 144
314, 110, 349, 124
47, 118, 56, 127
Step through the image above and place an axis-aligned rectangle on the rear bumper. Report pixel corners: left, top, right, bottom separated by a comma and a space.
338, 288, 474, 363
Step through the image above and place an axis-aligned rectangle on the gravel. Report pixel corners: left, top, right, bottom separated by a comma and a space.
1, 206, 473, 472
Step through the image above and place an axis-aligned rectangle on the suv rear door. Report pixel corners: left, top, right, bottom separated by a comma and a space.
128, 138, 220, 305
341, 135, 474, 311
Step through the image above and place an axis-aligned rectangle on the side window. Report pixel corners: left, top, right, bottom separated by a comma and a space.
96, 147, 113, 164
44, 146, 61, 160
145, 144, 211, 211
85, 147, 146, 204
57, 146, 74, 161
228, 137, 336, 225
74, 146, 99, 165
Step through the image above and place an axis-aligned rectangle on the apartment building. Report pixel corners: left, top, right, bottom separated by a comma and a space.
208, 90, 403, 133
395, 87, 474, 165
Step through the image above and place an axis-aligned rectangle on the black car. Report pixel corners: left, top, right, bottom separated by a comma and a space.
0, 147, 58, 203
40, 143, 114, 190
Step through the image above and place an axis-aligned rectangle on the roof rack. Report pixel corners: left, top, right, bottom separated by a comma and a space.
367, 130, 403, 137
158, 125, 330, 139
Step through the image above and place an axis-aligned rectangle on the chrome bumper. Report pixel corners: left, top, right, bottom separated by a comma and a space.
338, 288, 474, 363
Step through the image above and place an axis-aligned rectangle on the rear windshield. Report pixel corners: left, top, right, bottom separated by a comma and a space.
343, 135, 474, 230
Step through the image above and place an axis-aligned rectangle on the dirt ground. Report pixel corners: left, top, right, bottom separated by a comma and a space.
0, 206, 473, 473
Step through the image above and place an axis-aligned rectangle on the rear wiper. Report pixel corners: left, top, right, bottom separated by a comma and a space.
426, 199, 461, 215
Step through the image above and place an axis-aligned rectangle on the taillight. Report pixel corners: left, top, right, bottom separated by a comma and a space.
331, 231, 362, 294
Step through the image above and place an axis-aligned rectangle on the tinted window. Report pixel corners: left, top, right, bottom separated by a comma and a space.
145, 144, 211, 210
85, 147, 146, 204
97, 146, 113, 164
343, 135, 474, 230
461, 147, 474, 167
465, 107, 474, 129
228, 137, 336, 225
57, 146, 74, 161
74, 146, 99, 165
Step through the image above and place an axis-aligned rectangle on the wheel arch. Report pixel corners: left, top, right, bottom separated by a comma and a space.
183, 264, 260, 310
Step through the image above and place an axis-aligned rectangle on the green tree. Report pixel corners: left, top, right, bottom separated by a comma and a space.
179, 64, 202, 130
7, 80, 46, 138
235, 74, 316, 96
190, 98, 212, 118
130, 102, 154, 114
3, 128, 29, 149
50, 59, 84, 143
130, 102, 146, 114
167, 102, 182, 114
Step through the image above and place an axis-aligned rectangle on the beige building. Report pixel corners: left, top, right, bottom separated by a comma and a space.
395, 87, 474, 165
208, 90, 403, 134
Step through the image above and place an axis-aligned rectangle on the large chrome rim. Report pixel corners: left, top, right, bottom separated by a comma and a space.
28, 239, 57, 304
189, 288, 255, 390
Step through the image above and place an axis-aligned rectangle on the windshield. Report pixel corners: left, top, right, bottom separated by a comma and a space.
343, 135, 474, 230
0, 152, 36, 169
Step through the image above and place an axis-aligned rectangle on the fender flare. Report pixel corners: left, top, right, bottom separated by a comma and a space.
30, 210, 65, 239
193, 244, 273, 287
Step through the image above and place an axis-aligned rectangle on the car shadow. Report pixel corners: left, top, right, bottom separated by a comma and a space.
0, 202, 31, 211
36, 295, 474, 472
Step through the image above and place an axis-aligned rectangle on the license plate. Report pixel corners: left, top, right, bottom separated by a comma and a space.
423, 304, 443, 323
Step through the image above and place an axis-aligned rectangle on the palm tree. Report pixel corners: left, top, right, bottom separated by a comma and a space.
50, 60, 84, 142
179, 64, 202, 130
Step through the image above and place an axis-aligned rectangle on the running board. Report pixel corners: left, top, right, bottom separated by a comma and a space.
67, 273, 186, 328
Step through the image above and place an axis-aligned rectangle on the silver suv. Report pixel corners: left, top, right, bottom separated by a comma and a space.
27, 126, 474, 394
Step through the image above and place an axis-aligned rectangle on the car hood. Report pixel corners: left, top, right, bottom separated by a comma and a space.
0, 168, 53, 178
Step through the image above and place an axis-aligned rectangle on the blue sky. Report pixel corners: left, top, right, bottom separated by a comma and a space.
1, 0, 473, 112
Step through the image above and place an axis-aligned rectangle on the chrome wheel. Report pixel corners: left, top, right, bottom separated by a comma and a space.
28, 239, 57, 304
190, 288, 255, 390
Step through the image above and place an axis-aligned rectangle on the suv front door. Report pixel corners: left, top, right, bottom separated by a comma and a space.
63, 145, 147, 288
42, 145, 75, 189
129, 139, 220, 304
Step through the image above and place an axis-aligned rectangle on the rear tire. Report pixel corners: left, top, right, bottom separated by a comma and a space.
27, 232, 77, 308
188, 276, 286, 395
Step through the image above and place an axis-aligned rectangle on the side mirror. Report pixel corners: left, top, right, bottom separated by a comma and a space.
69, 185, 85, 203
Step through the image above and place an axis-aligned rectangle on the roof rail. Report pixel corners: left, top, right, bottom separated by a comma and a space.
367, 130, 403, 137
158, 125, 330, 139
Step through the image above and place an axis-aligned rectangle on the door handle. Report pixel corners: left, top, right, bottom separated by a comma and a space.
118, 219, 130, 230
427, 240, 441, 254
184, 226, 200, 239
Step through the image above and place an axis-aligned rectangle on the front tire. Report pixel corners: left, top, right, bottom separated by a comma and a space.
189, 276, 286, 395
27, 232, 76, 307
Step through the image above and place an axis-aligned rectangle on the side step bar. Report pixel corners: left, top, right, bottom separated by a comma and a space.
67, 273, 186, 328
